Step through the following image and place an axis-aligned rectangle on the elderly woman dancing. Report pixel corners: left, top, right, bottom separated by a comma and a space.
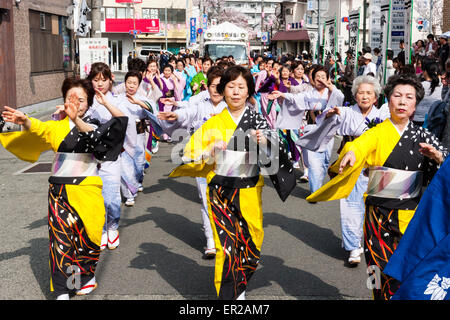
303, 75, 390, 265
307, 74, 448, 300
0, 78, 127, 299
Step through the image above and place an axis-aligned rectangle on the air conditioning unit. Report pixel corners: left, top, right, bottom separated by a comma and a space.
286, 8, 293, 15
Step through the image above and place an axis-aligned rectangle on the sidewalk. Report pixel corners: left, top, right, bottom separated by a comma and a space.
18, 98, 63, 119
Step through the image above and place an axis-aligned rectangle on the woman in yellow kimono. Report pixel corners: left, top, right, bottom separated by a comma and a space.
170, 66, 296, 300
307, 74, 448, 300
0, 78, 127, 300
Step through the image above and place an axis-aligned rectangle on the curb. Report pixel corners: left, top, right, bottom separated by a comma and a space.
18, 98, 63, 119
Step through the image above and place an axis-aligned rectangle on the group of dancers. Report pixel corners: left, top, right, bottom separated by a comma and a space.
0, 52, 448, 300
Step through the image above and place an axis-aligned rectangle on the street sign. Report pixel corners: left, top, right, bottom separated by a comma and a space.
261, 32, 269, 44
197, 28, 203, 35
190, 18, 197, 44
129, 29, 142, 38
202, 14, 208, 29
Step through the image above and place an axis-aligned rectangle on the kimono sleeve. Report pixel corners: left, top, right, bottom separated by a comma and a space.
0, 117, 62, 162
306, 124, 381, 202
255, 113, 296, 201
79, 116, 128, 162
169, 120, 216, 178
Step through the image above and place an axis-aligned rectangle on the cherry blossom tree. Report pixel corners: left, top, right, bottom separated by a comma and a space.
192, 0, 249, 29
414, 0, 444, 34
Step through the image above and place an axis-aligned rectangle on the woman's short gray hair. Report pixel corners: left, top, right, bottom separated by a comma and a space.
351, 75, 382, 98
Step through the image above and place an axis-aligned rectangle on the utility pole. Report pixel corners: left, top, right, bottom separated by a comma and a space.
362, 0, 367, 48
132, 1, 137, 52
317, 0, 321, 63
199, 0, 204, 55
90, 0, 103, 38
429, 0, 433, 34
186, 0, 189, 50
165, 7, 168, 50
261, 0, 264, 54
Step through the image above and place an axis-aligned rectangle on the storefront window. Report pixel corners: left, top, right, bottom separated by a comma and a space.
106, 7, 116, 19
116, 8, 126, 19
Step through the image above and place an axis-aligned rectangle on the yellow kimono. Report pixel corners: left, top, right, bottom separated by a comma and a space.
0, 115, 127, 296
170, 106, 296, 299
307, 119, 448, 300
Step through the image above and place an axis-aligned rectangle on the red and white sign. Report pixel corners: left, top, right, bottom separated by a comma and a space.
105, 19, 160, 33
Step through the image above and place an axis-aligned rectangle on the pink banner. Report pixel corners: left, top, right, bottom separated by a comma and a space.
105, 19, 160, 33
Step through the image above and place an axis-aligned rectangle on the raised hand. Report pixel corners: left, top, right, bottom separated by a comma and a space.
325, 106, 341, 118
1, 106, 29, 126
160, 97, 176, 106
126, 93, 140, 105
52, 105, 67, 121
157, 111, 178, 122
250, 129, 267, 145
419, 143, 444, 164
211, 140, 227, 158
283, 80, 291, 89
267, 90, 284, 100
94, 89, 108, 106
339, 150, 356, 174
64, 93, 80, 121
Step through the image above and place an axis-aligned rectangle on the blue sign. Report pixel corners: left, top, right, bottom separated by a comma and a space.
261, 32, 269, 44
190, 18, 197, 44
391, 31, 405, 37
202, 14, 208, 29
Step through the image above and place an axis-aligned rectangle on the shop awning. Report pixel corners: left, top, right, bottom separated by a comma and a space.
272, 30, 310, 42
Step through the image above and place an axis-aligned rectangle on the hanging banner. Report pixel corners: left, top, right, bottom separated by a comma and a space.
323, 16, 336, 65
349, 9, 360, 76
381, 1, 392, 86
76, 0, 91, 36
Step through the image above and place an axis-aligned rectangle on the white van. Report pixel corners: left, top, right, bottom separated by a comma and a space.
137, 46, 172, 62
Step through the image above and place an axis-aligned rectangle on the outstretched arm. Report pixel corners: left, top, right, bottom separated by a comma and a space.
1, 106, 31, 130
94, 89, 125, 117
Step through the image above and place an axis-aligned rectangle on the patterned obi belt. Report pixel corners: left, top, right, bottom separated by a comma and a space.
52, 152, 98, 178
366, 166, 423, 199
214, 150, 259, 178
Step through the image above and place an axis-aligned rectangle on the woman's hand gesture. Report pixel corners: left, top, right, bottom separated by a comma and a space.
126, 93, 140, 105
251, 129, 267, 145
64, 93, 80, 122
211, 140, 227, 158
267, 90, 284, 100
339, 151, 356, 174
157, 111, 178, 122
1, 106, 29, 126
419, 143, 444, 164
325, 106, 341, 118
94, 89, 109, 106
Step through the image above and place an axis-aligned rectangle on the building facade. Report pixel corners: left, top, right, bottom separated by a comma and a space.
1, 0, 74, 109
222, 0, 283, 51
98, 0, 193, 71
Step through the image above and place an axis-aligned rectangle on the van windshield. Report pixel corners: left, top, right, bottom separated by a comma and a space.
204, 44, 247, 62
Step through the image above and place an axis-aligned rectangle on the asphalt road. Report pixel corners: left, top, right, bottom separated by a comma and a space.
0, 114, 372, 301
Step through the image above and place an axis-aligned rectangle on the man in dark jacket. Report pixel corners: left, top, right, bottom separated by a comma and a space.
438, 35, 449, 73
